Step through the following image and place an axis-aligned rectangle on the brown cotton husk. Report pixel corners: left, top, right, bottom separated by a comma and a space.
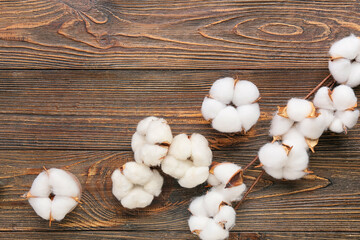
282, 143, 293, 155
346, 103, 358, 111
277, 106, 288, 118
225, 169, 243, 188
305, 138, 319, 153
209, 161, 222, 174
307, 103, 321, 118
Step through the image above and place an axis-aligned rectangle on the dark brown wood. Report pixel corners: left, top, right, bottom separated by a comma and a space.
0, 0, 360, 69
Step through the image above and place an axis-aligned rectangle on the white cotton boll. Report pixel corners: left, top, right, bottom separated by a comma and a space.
209, 77, 235, 104
122, 162, 153, 186
199, 219, 229, 240
188, 215, 210, 232
313, 87, 334, 110
213, 205, 236, 230
263, 166, 283, 179
258, 142, 288, 168
189, 196, 208, 217
232, 80, 260, 106
131, 132, 146, 152
329, 34, 360, 60
143, 170, 163, 197
336, 110, 359, 129
50, 196, 78, 221
328, 59, 352, 84
213, 163, 241, 185
191, 133, 212, 167
297, 114, 326, 139
282, 127, 308, 150
146, 118, 173, 144
331, 85, 357, 110
168, 133, 192, 160
201, 97, 226, 121
318, 109, 335, 129
282, 168, 306, 180
120, 187, 154, 209
237, 103, 260, 132
178, 166, 209, 188
285, 147, 309, 171
161, 156, 192, 179
286, 98, 313, 122
214, 184, 246, 202
207, 174, 221, 187
347, 62, 360, 87
137, 144, 168, 166
111, 169, 134, 200
29, 171, 51, 197
48, 168, 81, 198
28, 197, 52, 220
203, 190, 227, 217
211, 106, 242, 133
329, 118, 345, 133
269, 113, 294, 137
136, 116, 158, 135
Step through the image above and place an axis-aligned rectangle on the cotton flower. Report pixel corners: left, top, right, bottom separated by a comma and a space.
284, 98, 315, 122
328, 35, 360, 87
24, 168, 81, 223
161, 133, 212, 188
132, 116, 173, 166
111, 162, 163, 209
269, 113, 294, 137
313, 87, 334, 110
201, 77, 260, 133
331, 85, 357, 111
258, 142, 288, 168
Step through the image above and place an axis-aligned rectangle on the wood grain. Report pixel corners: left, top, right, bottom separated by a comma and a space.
0, 0, 359, 69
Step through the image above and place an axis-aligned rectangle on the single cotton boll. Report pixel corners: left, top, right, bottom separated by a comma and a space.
328, 59, 352, 84
189, 196, 208, 217
213, 205, 236, 230
313, 87, 334, 110
329, 34, 360, 60
50, 196, 77, 221
143, 170, 163, 197
138, 144, 168, 166
201, 97, 226, 121
347, 62, 360, 87
269, 113, 294, 137
232, 80, 260, 106
28, 197, 52, 220
212, 106, 242, 133
237, 103, 260, 132
213, 162, 241, 185
199, 219, 229, 240
258, 142, 288, 168
146, 119, 173, 144
297, 114, 326, 139
207, 174, 221, 186
263, 166, 283, 179
120, 187, 154, 209
178, 166, 209, 188
48, 168, 81, 198
188, 215, 210, 232
111, 169, 134, 200
29, 171, 51, 197
285, 147, 309, 171
209, 77, 235, 104
336, 110, 359, 129
190, 133, 212, 167
318, 109, 335, 129
131, 132, 146, 152
122, 162, 154, 186
286, 98, 313, 122
282, 168, 306, 180
331, 85, 357, 110
203, 190, 228, 217
168, 134, 192, 160
214, 184, 246, 202
136, 116, 158, 135
329, 118, 345, 133
282, 127, 308, 150
161, 156, 192, 179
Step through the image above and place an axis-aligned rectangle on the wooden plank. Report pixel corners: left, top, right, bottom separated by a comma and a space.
1, 69, 359, 150
2, 231, 360, 240
1, 150, 359, 232
0, 0, 359, 69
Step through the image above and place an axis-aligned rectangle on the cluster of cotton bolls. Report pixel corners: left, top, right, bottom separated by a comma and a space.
24, 168, 82, 223
112, 116, 213, 209
201, 77, 260, 133
188, 162, 246, 240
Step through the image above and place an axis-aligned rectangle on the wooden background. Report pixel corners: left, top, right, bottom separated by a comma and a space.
1, 0, 360, 239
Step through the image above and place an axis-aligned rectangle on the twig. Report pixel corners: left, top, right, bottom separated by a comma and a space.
304, 73, 332, 100
242, 155, 259, 172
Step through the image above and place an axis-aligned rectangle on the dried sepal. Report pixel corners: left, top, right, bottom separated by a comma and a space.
272, 136, 281, 143
304, 168, 314, 174
346, 102, 358, 111
209, 161, 221, 174
225, 169, 243, 189
192, 229, 201, 235
330, 56, 344, 61
282, 143, 293, 155
305, 138, 319, 153
307, 102, 321, 118
277, 106, 288, 118
328, 88, 333, 102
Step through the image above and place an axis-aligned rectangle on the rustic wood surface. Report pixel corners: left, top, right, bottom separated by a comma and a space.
0, 1, 360, 239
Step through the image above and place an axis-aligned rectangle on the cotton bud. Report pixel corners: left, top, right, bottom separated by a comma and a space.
331, 85, 357, 111
161, 156, 193, 179
282, 169, 307, 181
112, 162, 164, 209
211, 106, 242, 133
25, 168, 81, 223
285, 98, 314, 122
297, 114, 326, 140
313, 87, 334, 110
209, 77, 235, 104
347, 62, 360, 88
329, 34, 360, 60
213, 205, 236, 230
329, 110, 359, 133
188, 215, 210, 233
285, 147, 309, 171
132, 116, 173, 166
269, 113, 294, 137
210, 162, 241, 185
281, 127, 309, 150
203, 190, 229, 217
189, 196, 208, 217
318, 109, 335, 129
259, 142, 288, 168
262, 166, 283, 179
329, 118, 345, 133
232, 80, 260, 106
198, 219, 229, 240
328, 58, 352, 84
168, 134, 192, 161
213, 183, 246, 202
178, 166, 210, 188
237, 103, 260, 132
